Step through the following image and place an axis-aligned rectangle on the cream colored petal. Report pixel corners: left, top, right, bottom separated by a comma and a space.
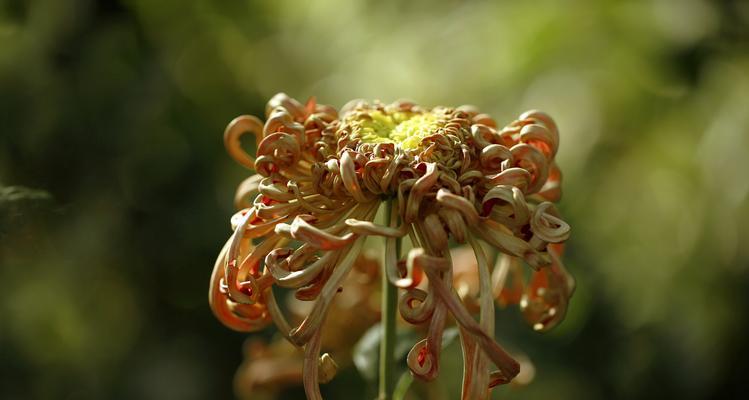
224, 115, 263, 170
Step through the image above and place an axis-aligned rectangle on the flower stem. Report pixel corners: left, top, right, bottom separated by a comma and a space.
379, 201, 400, 400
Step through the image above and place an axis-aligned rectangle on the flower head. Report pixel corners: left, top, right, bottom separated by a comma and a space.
210, 93, 573, 399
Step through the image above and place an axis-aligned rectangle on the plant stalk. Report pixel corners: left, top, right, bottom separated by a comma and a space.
379, 201, 400, 400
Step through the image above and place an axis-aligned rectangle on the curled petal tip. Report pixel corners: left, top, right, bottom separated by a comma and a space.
317, 353, 338, 383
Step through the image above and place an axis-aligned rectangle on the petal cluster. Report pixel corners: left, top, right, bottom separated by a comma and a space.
210, 93, 573, 399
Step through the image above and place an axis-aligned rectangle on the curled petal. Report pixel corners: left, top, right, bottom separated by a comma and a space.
464, 236, 495, 398
422, 213, 449, 255
238, 238, 285, 283
302, 326, 324, 400
229, 208, 253, 231
360, 158, 388, 195
404, 163, 439, 223
290, 238, 366, 345
473, 113, 497, 128
392, 99, 418, 112
438, 173, 462, 194
264, 106, 305, 143
479, 144, 512, 172
340, 151, 371, 203
459, 145, 473, 176
529, 202, 571, 246
266, 92, 307, 120
409, 249, 520, 381
519, 109, 559, 155
520, 249, 575, 332
508, 352, 536, 387
436, 189, 480, 226
256, 132, 302, 173
519, 123, 556, 159
285, 244, 323, 271
266, 247, 331, 288
345, 218, 406, 238
258, 177, 295, 202
289, 182, 337, 214
407, 339, 436, 379
318, 353, 338, 384
276, 215, 357, 250
411, 249, 520, 385
489, 370, 512, 388
532, 161, 563, 202
225, 210, 258, 304
294, 270, 330, 301
311, 104, 338, 121
228, 300, 271, 323
407, 248, 451, 272
510, 144, 548, 194
396, 178, 415, 215
209, 239, 270, 332
399, 288, 435, 323
384, 202, 405, 286
481, 185, 529, 227
408, 295, 448, 382
384, 202, 424, 288
458, 328, 479, 398
473, 219, 534, 262
380, 155, 405, 193
254, 155, 278, 176
234, 174, 263, 209
233, 207, 289, 238
226, 232, 283, 304
471, 124, 497, 149
458, 170, 484, 186
224, 115, 263, 169
485, 167, 531, 192
438, 208, 467, 244
339, 98, 368, 116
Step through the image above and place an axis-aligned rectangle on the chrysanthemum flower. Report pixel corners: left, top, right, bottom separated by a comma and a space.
210, 93, 573, 399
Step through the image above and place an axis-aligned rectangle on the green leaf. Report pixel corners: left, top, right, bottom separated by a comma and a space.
353, 324, 460, 385
353, 323, 382, 382
353, 323, 424, 383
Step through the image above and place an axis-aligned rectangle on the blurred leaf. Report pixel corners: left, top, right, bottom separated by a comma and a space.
353, 324, 460, 383
353, 323, 382, 383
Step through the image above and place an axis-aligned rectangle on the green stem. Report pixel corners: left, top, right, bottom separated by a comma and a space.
379, 201, 400, 400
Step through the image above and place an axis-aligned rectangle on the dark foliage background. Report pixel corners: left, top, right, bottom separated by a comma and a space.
1, 1, 748, 399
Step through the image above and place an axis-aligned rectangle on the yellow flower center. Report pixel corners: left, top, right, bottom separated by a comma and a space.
348, 111, 442, 150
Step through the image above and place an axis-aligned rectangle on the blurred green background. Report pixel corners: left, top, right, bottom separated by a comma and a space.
1, 0, 748, 399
